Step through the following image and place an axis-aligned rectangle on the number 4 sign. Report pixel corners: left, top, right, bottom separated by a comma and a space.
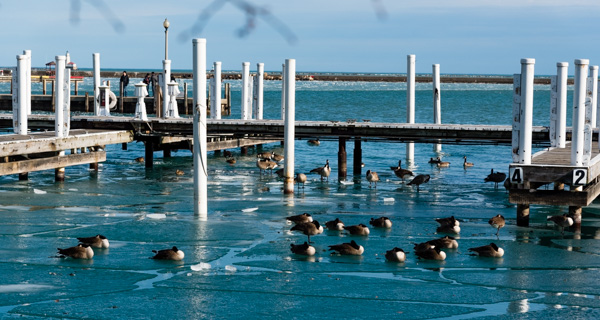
509, 167, 523, 184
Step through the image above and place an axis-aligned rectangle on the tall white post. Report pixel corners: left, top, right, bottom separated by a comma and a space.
23, 50, 31, 116
281, 63, 286, 120
283, 59, 296, 194
212, 61, 222, 120
166, 81, 180, 118
162, 59, 171, 118
241, 62, 250, 120
55, 56, 66, 138
193, 38, 208, 219
433, 63, 441, 153
13, 55, 28, 135
406, 54, 415, 163
589, 65, 598, 128
256, 63, 264, 120
557, 62, 568, 148
572, 59, 589, 166
93, 53, 101, 116
134, 82, 148, 121
518, 58, 535, 165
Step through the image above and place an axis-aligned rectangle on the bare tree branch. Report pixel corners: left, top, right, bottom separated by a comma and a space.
68, 0, 125, 33
371, 0, 388, 20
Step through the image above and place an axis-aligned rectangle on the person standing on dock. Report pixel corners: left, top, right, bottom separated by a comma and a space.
120, 71, 130, 97
150, 72, 157, 97
143, 73, 150, 92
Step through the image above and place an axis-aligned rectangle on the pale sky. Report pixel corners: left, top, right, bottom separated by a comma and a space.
1, 0, 599, 75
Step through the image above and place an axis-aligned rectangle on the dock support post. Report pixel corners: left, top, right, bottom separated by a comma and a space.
433, 63, 442, 153
93, 53, 100, 116
164, 148, 171, 158
353, 138, 362, 176
283, 59, 296, 194
54, 55, 66, 182
569, 206, 582, 226
193, 38, 208, 218
241, 146, 248, 155
406, 54, 415, 164
19, 173, 28, 181
23, 50, 31, 116
572, 59, 589, 167
516, 204, 530, 227
281, 63, 286, 120
550, 62, 568, 148
145, 142, 154, 168
241, 62, 250, 120
255, 63, 264, 120
183, 82, 188, 115
43, 79, 47, 95
14, 55, 28, 135
162, 59, 171, 119
212, 61, 222, 120
338, 137, 347, 181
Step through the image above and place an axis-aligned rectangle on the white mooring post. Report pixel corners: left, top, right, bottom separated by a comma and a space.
134, 82, 148, 121
588, 66, 598, 129
255, 63, 264, 120
241, 62, 250, 120
98, 82, 111, 117
572, 59, 589, 166
281, 63, 286, 120
13, 55, 28, 135
212, 61, 222, 120
519, 59, 535, 165
23, 50, 31, 116
433, 63, 441, 153
166, 81, 180, 118
550, 62, 568, 148
406, 54, 415, 163
93, 53, 101, 116
283, 59, 296, 194
193, 38, 208, 219
55, 55, 67, 181
162, 59, 172, 118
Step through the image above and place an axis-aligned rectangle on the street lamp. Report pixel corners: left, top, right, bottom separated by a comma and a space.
163, 18, 170, 60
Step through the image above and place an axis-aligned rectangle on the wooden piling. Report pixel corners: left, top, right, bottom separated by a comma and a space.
145, 142, 154, 168
338, 137, 347, 181
122, 143, 127, 150
18, 173, 28, 181
225, 83, 231, 115
184, 82, 188, 115
55, 167, 65, 182
516, 204, 530, 227
569, 206, 582, 226
51, 80, 55, 111
42, 79, 47, 95
241, 146, 248, 155
74, 80, 79, 96
85, 92, 89, 112
119, 82, 124, 113
353, 137, 362, 175
164, 148, 171, 158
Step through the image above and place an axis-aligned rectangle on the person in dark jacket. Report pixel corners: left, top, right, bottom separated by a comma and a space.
120, 71, 130, 96
150, 72, 158, 97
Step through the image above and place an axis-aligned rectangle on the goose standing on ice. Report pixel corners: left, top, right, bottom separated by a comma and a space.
390, 160, 413, 182
407, 174, 430, 191
485, 169, 507, 188
295, 173, 307, 189
310, 159, 331, 181
547, 214, 574, 234
257, 159, 277, 175
366, 170, 380, 188
286, 213, 313, 224
290, 221, 323, 243
488, 214, 506, 236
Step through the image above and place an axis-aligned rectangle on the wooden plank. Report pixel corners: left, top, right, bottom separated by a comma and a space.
0, 151, 106, 176
509, 178, 600, 207
207, 138, 281, 151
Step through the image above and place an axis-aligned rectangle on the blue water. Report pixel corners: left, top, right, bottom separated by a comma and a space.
1, 78, 599, 319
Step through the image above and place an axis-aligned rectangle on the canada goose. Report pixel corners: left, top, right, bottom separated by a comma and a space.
134, 157, 144, 163
415, 246, 446, 261
469, 243, 504, 257
328, 240, 364, 255
413, 242, 435, 253
407, 174, 431, 191
427, 235, 459, 249
226, 157, 236, 165
307, 138, 320, 146
485, 169, 507, 188
286, 213, 313, 224
275, 168, 285, 178
429, 157, 441, 164
77, 234, 110, 249
344, 224, 370, 236
290, 220, 323, 243
488, 214, 506, 236
369, 216, 392, 228
57, 244, 94, 259
295, 173, 307, 188
310, 159, 331, 181
257, 159, 277, 175
290, 242, 316, 256
437, 160, 451, 168
272, 153, 284, 162
390, 160, 414, 182
325, 218, 345, 231
151, 246, 185, 260
175, 169, 184, 176
463, 156, 474, 168
547, 214, 574, 234
435, 216, 460, 228
385, 247, 406, 262
257, 151, 274, 160
223, 150, 233, 158
366, 170, 380, 188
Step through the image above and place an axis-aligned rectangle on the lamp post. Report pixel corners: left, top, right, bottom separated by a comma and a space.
163, 18, 170, 60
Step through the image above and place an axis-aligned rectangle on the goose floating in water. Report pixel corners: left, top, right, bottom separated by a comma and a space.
310, 159, 331, 181
134, 157, 144, 163
547, 214, 573, 234
427, 235, 459, 249
295, 173, 307, 188
429, 157, 441, 164
366, 170, 380, 188
344, 224, 370, 236
407, 174, 430, 191
488, 214, 506, 236
329, 240, 364, 256
325, 218, 345, 231
469, 243, 504, 257
369, 216, 392, 228
485, 169, 507, 188
57, 244, 94, 259
290, 242, 316, 256
307, 138, 320, 146
385, 247, 406, 262
226, 157, 236, 165
176, 169, 184, 176
290, 220, 323, 243
437, 160, 451, 168
77, 234, 109, 249
390, 160, 413, 182
286, 213, 313, 224
463, 156, 474, 168
151, 246, 185, 260
223, 150, 233, 158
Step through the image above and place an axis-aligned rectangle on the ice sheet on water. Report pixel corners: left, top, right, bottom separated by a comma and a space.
190, 262, 211, 271
242, 207, 258, 213
33, 189, 46, 194
0, 284, 56, 293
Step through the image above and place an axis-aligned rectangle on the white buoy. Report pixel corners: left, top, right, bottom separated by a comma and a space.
433, 63, 441, 153
406, 54, 415, 164
193, 38, 208, 219
134, 82, 148, 121
162, 59, 171, 118
13, 55, 27, 135
283, 59, 296, 194
93, 53, 101, 116
212, 61, 222, 120
255, 63, 264, 120
572, 59, 589, 166
241, 62, 250, 120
